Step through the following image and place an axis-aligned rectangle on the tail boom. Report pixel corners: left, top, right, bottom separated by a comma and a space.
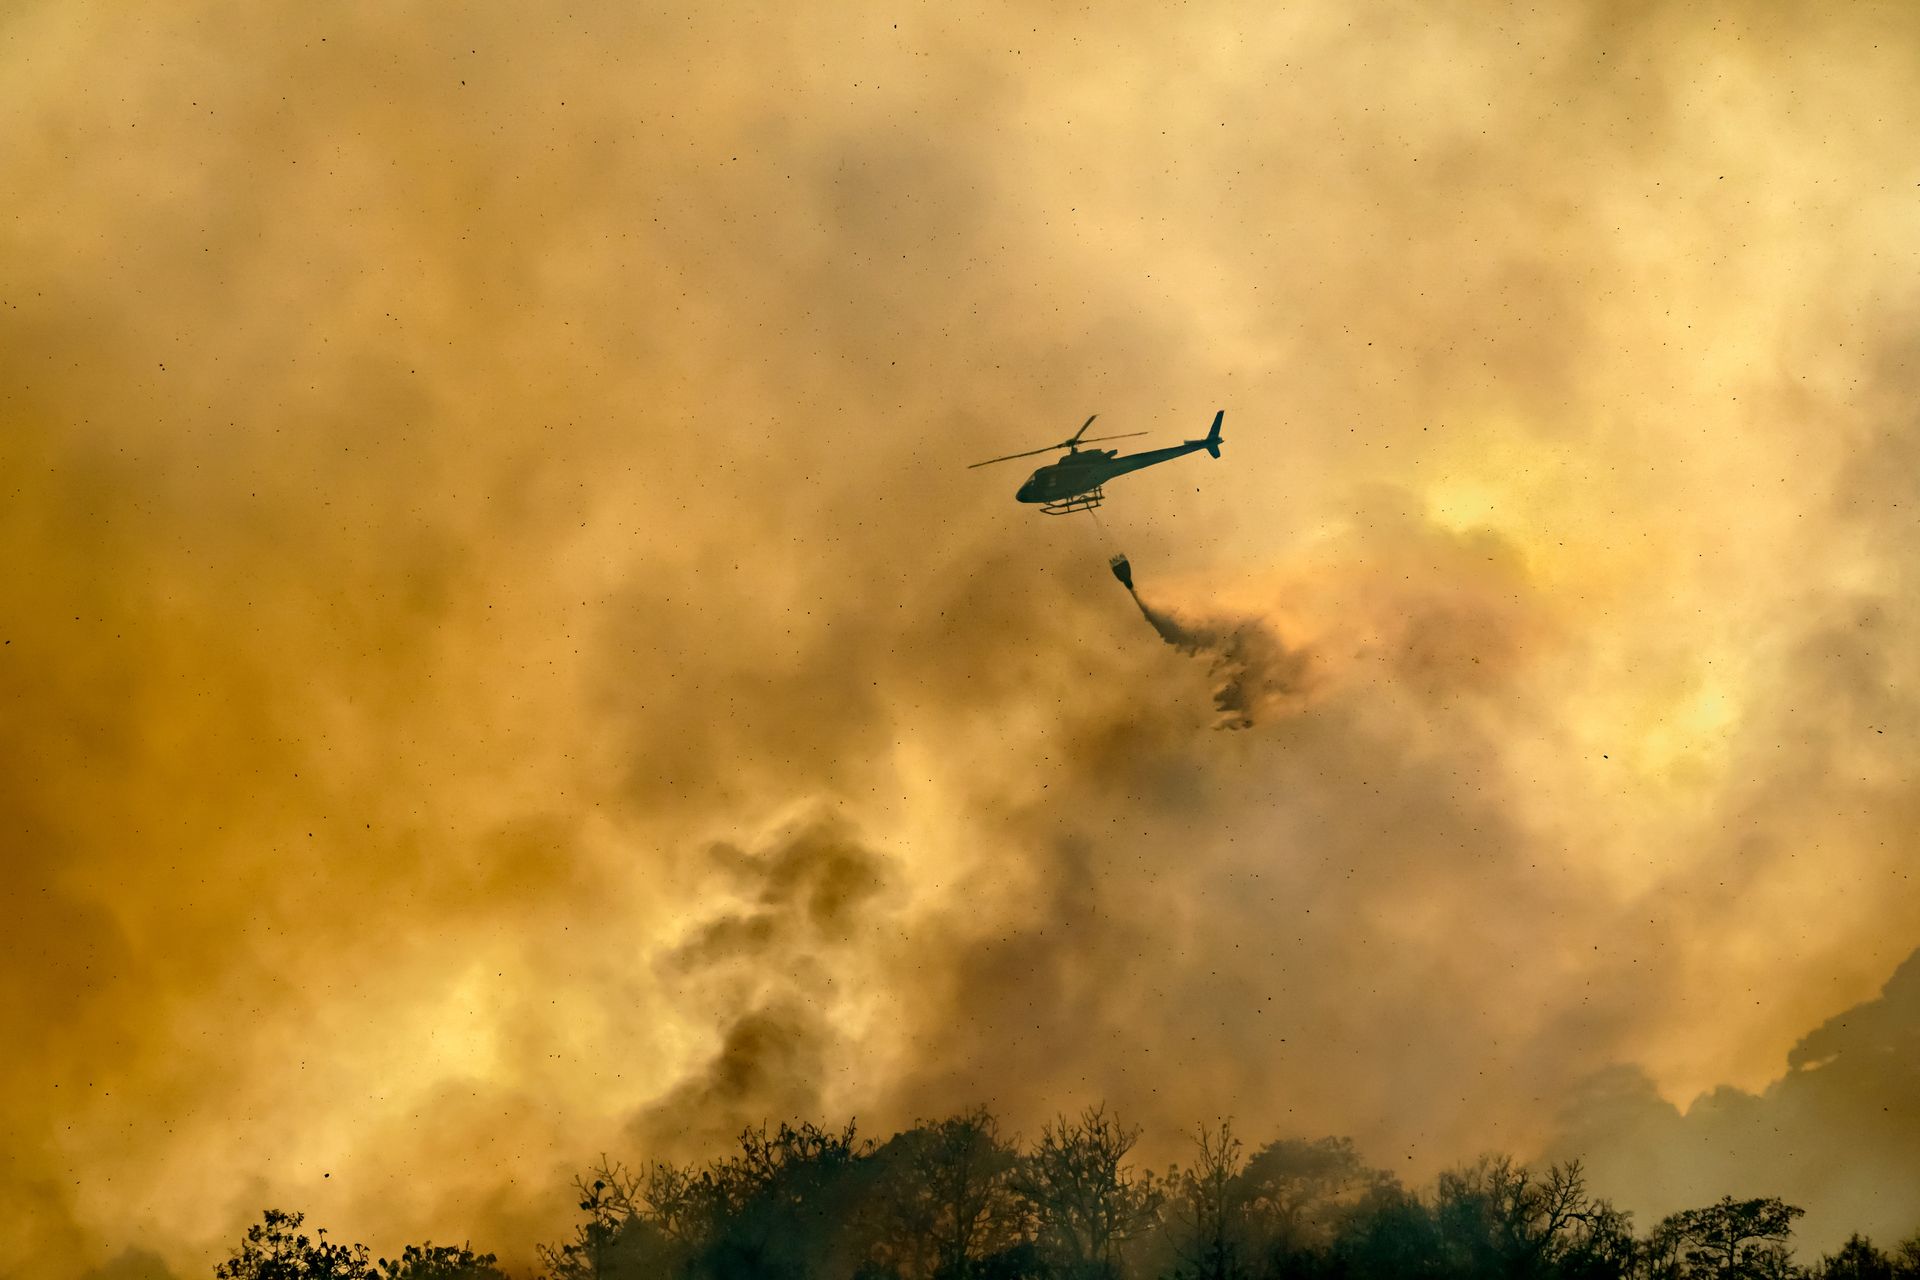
1199, 409, 1224, 458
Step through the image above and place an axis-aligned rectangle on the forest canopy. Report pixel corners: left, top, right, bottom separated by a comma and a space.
211, 1108, 1920, 1280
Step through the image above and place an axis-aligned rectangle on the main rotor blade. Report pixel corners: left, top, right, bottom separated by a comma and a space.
965, 430, 1150, 468
1066, 413, 1100, 443
967, 444, 1067, 468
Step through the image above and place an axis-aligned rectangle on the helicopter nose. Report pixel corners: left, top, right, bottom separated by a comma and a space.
1015, 477, 1042, 503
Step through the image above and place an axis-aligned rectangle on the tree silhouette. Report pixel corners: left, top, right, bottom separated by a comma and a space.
535, 1162, 648, 1280
1164, 1120, 1249, 1280
373, 1242, 508, 1280
1014, 1105, 1162, 1280
1552, 1201, 1636, 1280
696, 1120, 882, 1280
503, 1108, 1904, 1280
1241, 1137, 1381, 1228
1816, 1235, 1896, 1280
1231, 1134, 1391, 1279
1329, 1181, 1442, 1280
216, 1210, 374, 1280
1657, 1197, 1804, 1280
872, 1106, 1027, 1280
1431, 1156, 1625, 1280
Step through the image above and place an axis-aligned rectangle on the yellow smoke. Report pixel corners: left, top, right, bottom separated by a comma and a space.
3, 1, 1920, 1275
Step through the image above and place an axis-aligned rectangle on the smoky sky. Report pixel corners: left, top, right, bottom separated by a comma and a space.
5, 1, 1920, 1276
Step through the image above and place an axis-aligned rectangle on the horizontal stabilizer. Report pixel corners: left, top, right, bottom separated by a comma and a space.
1195, 410, 1224, 458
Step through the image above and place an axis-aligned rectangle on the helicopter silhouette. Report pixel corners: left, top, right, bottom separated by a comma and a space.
969, 410, 1224, 514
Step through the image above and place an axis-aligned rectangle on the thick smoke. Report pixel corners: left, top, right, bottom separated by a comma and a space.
4, 1, 1920, 1276
625, 814, 899, 1159
1553, 949, 1920, 1250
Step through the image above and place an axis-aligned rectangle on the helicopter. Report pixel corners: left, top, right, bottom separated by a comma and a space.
969, 410, 1224, 514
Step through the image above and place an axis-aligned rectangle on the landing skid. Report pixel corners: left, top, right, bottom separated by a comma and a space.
1041, 487, 1104, 515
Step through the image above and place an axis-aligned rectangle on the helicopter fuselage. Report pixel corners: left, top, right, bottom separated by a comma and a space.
1015, 439, 1213, 504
